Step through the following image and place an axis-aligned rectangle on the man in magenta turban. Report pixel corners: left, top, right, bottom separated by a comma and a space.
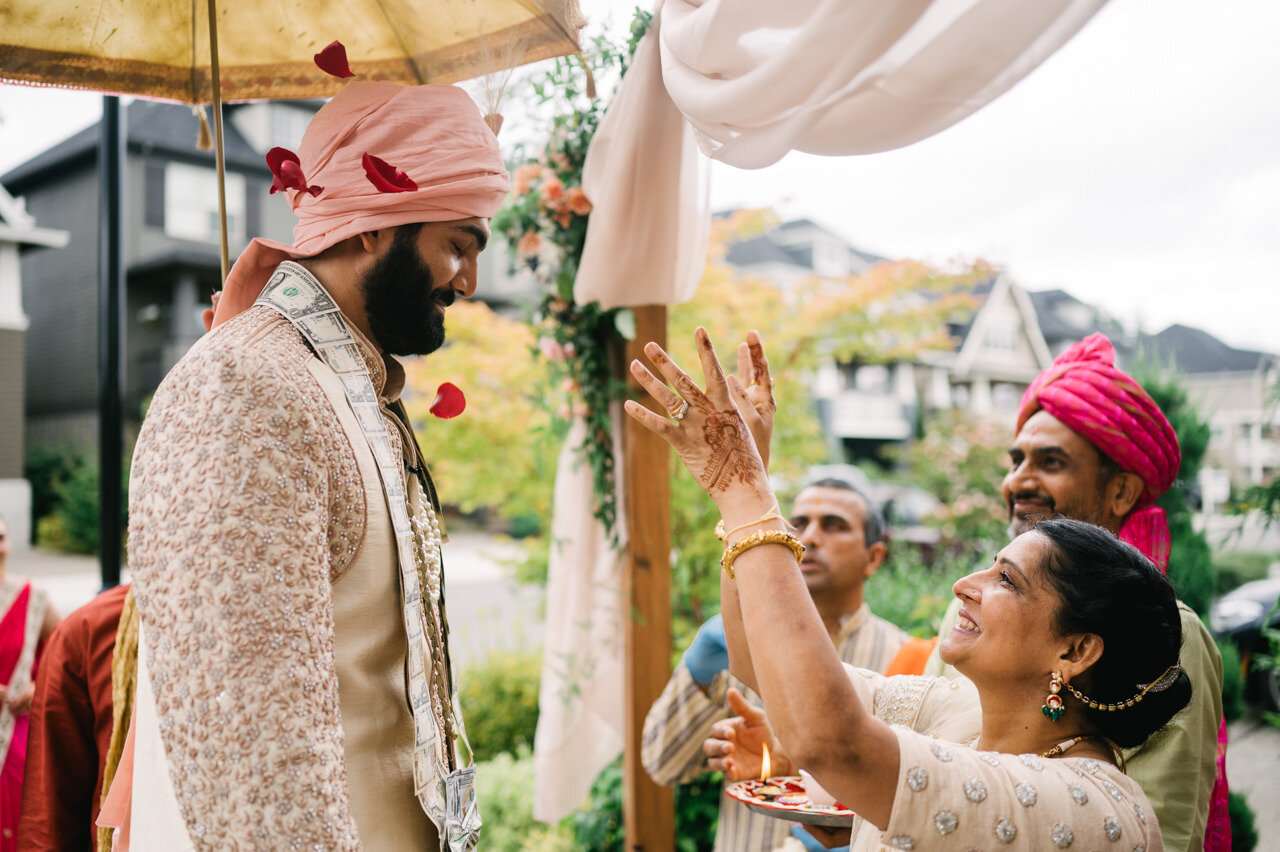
110, 81, 510, 851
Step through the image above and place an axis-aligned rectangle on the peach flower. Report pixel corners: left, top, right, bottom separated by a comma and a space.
513, 163, 541, 196
541, 171, 564, 203
566, 186, 593, 216
517, 230, 542, 258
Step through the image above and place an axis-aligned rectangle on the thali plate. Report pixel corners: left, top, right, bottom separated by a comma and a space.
724, 777, 856, 829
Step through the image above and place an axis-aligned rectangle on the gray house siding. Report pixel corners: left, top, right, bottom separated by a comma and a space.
19, 168, 101, 447
0, 328, 23, 478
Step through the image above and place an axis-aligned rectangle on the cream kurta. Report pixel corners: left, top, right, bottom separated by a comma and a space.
128, 301, 439, 849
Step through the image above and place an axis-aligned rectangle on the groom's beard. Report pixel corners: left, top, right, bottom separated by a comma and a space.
362, 232, 455, 357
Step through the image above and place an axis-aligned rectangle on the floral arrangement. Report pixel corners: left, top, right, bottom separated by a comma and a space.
492, 13, 651, 540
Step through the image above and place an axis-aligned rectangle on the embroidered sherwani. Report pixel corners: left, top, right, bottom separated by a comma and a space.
127, 278, 456, 850
642, 605, 908, 851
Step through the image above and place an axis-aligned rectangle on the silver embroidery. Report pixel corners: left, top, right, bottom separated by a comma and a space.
931, 742, 953, 762
907, 767, 929, 792
888, 836, 916, 850
934, 811, 958, 835
963, 778, 988, 803
978, 752, 1002, 767
1069, 783, 1089, 805
1104, 815, 1122, 841
1051, 824, 1074, 847
1015, 782, 1037, 807
1133, 802, 1146, 823
994, 818, 1017, 843
1078, 758, 1100, 774
1103, 780, 1124, 802
1019, 754, 1044, 770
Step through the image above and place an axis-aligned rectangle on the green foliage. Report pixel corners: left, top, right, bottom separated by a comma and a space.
1218, 640, 1244, 723
1213, 551, 1275, 596
1228, 790, 1258, 852
26, 449, 128, 556
570, 757, 722, 852
459, 648, 542, 763
1132, 365, 1216, 615
475, 746, 575, 851
23, 445, 81, 544
865, 547, 964, 639
1254, 600, 1280, 727
897, 411, 1008, 561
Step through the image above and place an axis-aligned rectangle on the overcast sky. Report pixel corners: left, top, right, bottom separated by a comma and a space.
2, 0, 1277, 352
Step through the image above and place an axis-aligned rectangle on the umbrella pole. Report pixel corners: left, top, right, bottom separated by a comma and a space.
207, 0, 229, 283
98, 95, 125, 590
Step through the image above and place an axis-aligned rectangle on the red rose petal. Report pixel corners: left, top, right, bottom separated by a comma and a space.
430, 382, 466, 419
266, 147, 323, 196
362, 153, 419, 193
314, 40, 356, 78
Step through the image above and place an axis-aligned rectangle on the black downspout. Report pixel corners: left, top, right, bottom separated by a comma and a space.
98, 96, 124, 589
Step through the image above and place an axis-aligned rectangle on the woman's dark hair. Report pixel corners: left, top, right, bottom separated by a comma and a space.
1034, 518, 1192, 749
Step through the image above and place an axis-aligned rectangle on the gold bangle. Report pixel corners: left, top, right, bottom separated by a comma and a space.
715, 510, 784, 541
721, 529, 804, 579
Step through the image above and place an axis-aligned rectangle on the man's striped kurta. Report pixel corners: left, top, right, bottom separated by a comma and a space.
641, 604, 908, 851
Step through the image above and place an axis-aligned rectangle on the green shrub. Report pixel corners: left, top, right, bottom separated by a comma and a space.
459, 648, 542, 763
1228, 790, 1258, 852
1214, 551, 1274, 596
475, 746, 575, 851
569, 757, 725, 852
1218, 640, 1244, 723
865, 547, 961, 638
23, 446, 83, 545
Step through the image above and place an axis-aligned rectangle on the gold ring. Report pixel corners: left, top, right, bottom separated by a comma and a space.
669, 400, 690, 422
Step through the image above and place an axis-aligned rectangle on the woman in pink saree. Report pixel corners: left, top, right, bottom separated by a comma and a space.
0, 515, 58, 849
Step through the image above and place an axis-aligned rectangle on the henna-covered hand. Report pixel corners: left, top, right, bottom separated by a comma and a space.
626, 328, 775, 523
728, 330, 776, 471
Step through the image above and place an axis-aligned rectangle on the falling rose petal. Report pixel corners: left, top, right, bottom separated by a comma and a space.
314, 40, 356, 78
430, 382, 466, 419
265, 147, 322, 196
363, 153, 419, 193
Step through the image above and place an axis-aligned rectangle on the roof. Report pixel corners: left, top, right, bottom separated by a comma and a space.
1140, 324, 1274, 374
1, 100, 270, 193
722, 214, 888, 272
1027, 287, 1131, 355
0, 183, 69, 248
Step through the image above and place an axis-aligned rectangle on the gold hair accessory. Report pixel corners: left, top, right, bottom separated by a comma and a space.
1064, 663, 1182, 712
715, 510, 785, 542
669, 400, 690, 422
721, 529, 804, 579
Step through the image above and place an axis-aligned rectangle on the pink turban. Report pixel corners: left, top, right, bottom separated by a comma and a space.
212, 81, 510, 328
1016, 333, 1181, 571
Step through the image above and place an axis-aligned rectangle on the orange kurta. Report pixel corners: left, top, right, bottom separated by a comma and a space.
18, 585, 127, 852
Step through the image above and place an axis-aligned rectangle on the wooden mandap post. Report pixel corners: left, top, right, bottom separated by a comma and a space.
622, 304, 676, 849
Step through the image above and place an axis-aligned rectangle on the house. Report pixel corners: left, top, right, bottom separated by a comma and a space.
1142, 324, 1279, 498
724, 216, 1051, 465
2, 98, 534, 461
0, 182, 68, 545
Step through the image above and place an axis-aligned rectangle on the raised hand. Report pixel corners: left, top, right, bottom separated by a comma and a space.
728, 330, 776, 470
625, 328, 775, 524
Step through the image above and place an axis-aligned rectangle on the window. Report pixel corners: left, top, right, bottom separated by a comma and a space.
164, 162, 245, 244
270, 107, 313, 149
985, 323, 1018, 352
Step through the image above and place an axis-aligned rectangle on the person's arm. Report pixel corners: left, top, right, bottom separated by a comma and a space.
1125, 603, 1223, 851
627, 330, 903, 829
129, 346, 360, 849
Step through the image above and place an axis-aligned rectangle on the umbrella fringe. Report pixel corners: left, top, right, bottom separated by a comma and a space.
194, 106, 214, 151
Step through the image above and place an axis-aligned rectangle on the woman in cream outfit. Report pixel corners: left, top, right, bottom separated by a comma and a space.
625, 331, 1189, 851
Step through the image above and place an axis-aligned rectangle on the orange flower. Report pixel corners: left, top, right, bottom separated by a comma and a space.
541, 171, 564, 203
566, 186, 593, 216
513, 163, 541, 196
554, 211, 572, 229
517, 230, 542, 258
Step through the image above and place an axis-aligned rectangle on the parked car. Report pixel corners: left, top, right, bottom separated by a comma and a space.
1210, 577, 1280, 710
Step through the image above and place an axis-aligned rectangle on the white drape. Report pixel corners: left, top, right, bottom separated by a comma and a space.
532, 415, 627, 822
574, 0, 1108, 308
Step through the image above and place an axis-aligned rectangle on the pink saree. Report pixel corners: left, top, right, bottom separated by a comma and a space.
0, 581, 47, 850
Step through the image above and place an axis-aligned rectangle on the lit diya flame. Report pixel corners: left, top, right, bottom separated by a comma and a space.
756, 742, 785, 799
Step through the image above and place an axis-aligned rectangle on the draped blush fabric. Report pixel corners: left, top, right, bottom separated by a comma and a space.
575, 21, 710, 309
660, 0, 1111, 169
532, 415, 627, 822
573, 0, 1108, 308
